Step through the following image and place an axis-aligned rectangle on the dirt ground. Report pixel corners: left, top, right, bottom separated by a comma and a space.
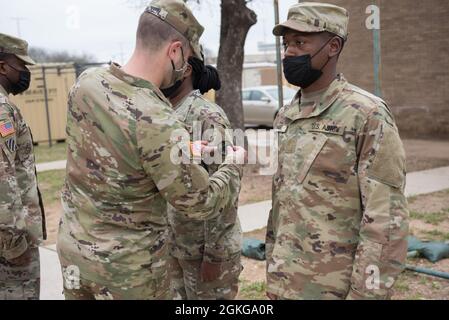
239, 228, 267, 284
43, 203, 62, 245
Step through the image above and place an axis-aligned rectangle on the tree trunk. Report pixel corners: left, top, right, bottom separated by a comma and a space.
216, 0, 257, 130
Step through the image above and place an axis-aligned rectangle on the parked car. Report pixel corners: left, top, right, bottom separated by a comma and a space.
242, 85, 297, 127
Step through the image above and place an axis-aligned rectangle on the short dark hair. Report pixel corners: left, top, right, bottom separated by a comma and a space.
136, 12, 189, 51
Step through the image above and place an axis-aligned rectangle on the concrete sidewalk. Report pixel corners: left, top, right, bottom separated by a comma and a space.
404, 166, 449, 197
38, 165, 449, 300
36, 160, 67, 173
39, 245, 64, 300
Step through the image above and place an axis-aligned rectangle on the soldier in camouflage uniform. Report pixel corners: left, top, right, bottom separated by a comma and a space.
164, 52, 242, 300
0, 33, 46, 300
266, 2, 409, 300
57, 0, 244, 300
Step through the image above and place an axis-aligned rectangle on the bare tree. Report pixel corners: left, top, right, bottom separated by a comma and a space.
215, 0, 256, 130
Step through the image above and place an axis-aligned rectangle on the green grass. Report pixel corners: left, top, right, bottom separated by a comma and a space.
37, 169, 66, 205
407, 293, 426, 300
419, 277, 427, 286
409, 209, 449, 225
421, 229, 449, 241
407, 194, 419, 204
239, 280, 267, 300
431, 281, 442, 290
393, 274, 410, 293
34, 142, 67, 163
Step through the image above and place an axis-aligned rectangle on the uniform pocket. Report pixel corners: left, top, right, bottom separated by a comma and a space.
282, 132, 328, 184
302, 130, 356, 197
368, 124, 406, 189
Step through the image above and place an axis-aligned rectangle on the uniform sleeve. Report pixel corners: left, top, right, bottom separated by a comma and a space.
266, 110, 285, 265
346, 111, 409, 300
0, 104, 29, 260
136, 108, 241, 221
201, 112, 242, 262
13, 108, 45, 247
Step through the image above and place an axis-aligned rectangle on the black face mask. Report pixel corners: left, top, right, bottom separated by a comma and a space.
160, 78, 183, 99
6, 63, 31, 95
282, 38, 332, 89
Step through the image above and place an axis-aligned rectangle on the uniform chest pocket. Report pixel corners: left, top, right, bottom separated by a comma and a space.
303, 131, 355, 192
281, 132, 328, 184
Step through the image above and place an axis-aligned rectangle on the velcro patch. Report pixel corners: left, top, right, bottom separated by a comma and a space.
5, 136, 17, 153
146, 6, 168, 20
368, 124, 406, 189
0, 120, 15, 137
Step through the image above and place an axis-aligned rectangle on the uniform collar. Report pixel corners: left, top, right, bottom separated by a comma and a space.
108, 62, 168, 102
174, 90, 200, 122
284, 73, 347, 121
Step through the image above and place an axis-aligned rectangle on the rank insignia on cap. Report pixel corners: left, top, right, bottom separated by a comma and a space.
5, 136, 17, 152
0, 120, 15, 137
147, 6, 168, 20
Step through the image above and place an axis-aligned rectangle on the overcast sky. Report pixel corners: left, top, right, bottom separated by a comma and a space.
1, 0, 298, 63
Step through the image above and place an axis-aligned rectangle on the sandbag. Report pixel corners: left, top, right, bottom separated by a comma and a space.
242, 238, 266, 261
407, 236, 449, 263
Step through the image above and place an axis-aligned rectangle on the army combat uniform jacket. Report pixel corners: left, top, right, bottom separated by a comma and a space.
168, 90, 242, 263
266, 74, 409, 300
0, 84, 45, 282
57, 64, 241, 298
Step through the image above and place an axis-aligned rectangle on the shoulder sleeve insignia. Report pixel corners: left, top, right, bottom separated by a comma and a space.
5, 136, 17, 153
0, 119, 15, 137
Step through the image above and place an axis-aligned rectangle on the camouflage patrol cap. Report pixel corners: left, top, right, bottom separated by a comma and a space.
273, 2, 349, 40
0, 33, 36, 65
146, 0, 204, 59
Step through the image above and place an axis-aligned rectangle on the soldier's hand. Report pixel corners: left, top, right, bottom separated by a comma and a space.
224, 146, 247, 164
201, 145, 218, 156
190, 141, 208, 159
8, 248, 32, 266
266, 292, 278, 300
200, 260, 222, 282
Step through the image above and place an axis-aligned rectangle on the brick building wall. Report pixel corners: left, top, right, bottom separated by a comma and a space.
308, 0, 449, 137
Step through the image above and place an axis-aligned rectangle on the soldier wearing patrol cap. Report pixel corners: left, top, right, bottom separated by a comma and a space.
162, 47, 243, 300
266, 2, 409, 300
57, 0, 245, 300
0, 33, 46, 300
